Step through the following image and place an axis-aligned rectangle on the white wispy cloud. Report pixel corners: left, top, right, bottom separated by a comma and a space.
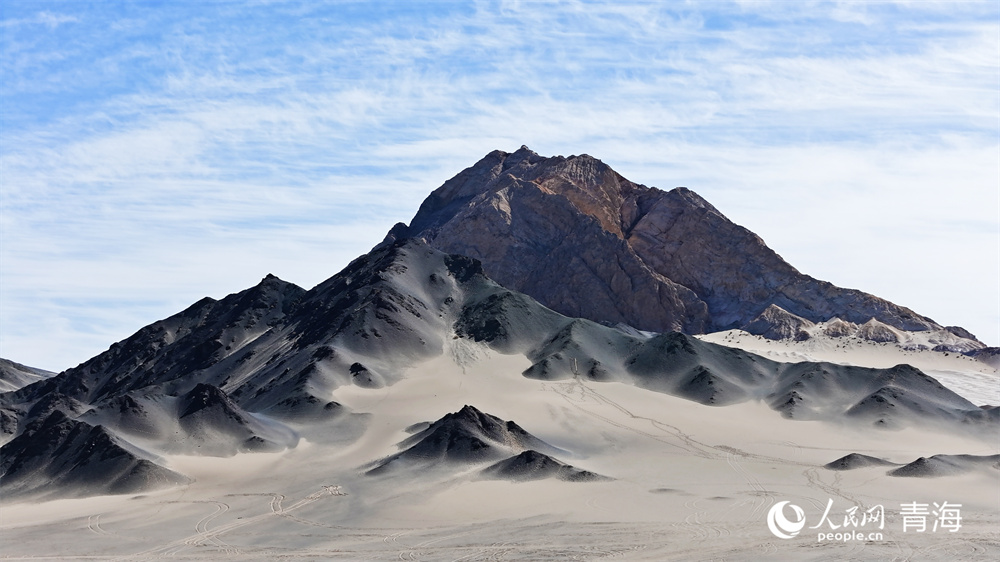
1, 0, 997, 370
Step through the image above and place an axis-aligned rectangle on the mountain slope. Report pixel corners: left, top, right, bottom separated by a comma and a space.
1, 239, 992, 499
480, 450, 608, 482
888, 454, 1000, 478
0, 411, 188, 499
824, 453, 900, 471
0, 358, 55, 393
367, 405, 598, 482
388, 146, 975, 344
5, 240, 990, 437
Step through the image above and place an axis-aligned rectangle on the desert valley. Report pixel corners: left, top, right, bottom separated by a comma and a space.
2, 148, 997, 560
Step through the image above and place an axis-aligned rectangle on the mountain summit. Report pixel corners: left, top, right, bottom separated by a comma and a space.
387, 146, 966, 340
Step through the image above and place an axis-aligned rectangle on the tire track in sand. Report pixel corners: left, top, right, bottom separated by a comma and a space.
113, 486, 344, 560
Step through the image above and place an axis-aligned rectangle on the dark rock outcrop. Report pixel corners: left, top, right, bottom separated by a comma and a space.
367, 405, 563, 474
0, 411, 188, 499
967, 347, 1000, 369
824, 453, 899, 471
481, 450, 609, 482
888, 454, 1000, 478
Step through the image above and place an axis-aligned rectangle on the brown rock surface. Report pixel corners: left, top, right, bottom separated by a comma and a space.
388, 146, 953, 337
742, 305, 815, 341
856, 318, 902, 343
822, 318, 858, 338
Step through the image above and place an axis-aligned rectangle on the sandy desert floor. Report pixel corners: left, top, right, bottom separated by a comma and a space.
2, 343, 998, 561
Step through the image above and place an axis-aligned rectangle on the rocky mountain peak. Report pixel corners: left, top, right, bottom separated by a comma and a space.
401, 147, 650, 241
395, 147, 965, 341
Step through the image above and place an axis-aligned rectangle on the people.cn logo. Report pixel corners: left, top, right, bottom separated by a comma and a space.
767, 501, 806, 539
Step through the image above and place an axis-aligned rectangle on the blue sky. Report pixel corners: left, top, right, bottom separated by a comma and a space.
2, 1, 998, 371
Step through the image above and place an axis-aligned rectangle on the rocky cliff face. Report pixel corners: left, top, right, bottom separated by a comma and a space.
389, 146, 960, 339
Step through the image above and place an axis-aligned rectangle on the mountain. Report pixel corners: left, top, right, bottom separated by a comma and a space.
386, 146, 980, 348
822, 452, 1000, 478
366, 405, 582, 478
3, 150, 996, 560
0, 410, 188, 499
1, 150, 994, 502
969, 347, 1000, 369
824, 453, 900, 471
739, 306, 983, 352
888, 454, 1000, 478
0, 358, 55, 393
2, 237, 993, 499
480, 449, 608, 482
77, 383, 300, 456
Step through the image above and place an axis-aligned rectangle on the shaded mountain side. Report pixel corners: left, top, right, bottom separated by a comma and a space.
0, 240, 490, 427
888, 454, 1000, 478
769, 362, 980, 427
463, 283, 991, 430
0, 239, 992, 500
367, 405, 565, 475
735, 305, 985, 352
0, 411, 189, 499
967, 347, 1000, 369
2, 239, 992, 453
174, 383, 298, 455
2, 239, 567, 487
390, 146, 976, 343
80, 392, 167, 442
76, 384, 301, 457
623, 332, 774, 405
0, 358, 55, 393
399, 405, 560, 455
824, 453, 900, 471
480, 450, 609, 482
366, 406, 606, 482
4, 274, 308, 407
823, 453, 1000, 477
1, 392, 89, 443
512, 319, 988, 431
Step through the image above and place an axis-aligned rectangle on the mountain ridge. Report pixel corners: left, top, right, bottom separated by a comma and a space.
1, 149, 992, 500
1, 238, 993, 499
388, 146, 973, 344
